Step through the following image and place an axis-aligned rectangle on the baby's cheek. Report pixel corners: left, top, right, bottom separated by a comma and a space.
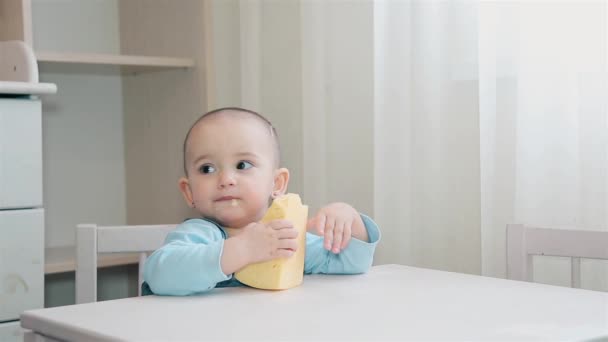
250, 200, 271, 221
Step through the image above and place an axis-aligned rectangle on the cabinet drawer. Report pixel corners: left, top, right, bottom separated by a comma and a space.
0, 209, 44, 322
0, 98, 43, 209
0, 321, 24, 342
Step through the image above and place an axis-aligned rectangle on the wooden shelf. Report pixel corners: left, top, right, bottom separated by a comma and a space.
36, 51, 195, 72
45, 246, 140, 275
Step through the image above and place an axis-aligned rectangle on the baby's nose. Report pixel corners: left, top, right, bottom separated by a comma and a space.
218, 171, 236, 187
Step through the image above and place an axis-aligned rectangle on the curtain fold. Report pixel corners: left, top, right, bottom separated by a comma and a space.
373, 0, 481, 274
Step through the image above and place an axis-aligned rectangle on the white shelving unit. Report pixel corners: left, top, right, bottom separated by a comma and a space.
0, 39, 55, 342
0, 0, 216, 326
36, 51, 195, 69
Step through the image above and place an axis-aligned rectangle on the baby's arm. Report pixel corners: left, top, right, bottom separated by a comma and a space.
144, 218, 299, 295
143, 220, 230, 295
304, 213, 381, 274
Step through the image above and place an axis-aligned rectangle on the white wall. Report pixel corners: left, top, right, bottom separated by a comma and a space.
32, 0, 126, 247
211, 0, 241, 107
32, 0, 120, 54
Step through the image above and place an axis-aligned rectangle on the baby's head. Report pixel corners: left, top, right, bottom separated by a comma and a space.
179, 107, 289, 228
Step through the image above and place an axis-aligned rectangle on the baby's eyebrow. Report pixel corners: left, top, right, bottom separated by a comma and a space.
191, 152, 259, 165
235, 152, 260, 159
191, 154, 210, 165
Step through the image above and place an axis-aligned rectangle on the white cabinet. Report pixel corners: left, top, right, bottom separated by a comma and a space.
0, 321, 24, 342
0, 209, 45, 322
0, 94, 46, 333
0, 98, 42, 209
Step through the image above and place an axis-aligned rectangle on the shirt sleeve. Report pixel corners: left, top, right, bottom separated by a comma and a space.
143, 219, 231, 296
304, 213, 381, 275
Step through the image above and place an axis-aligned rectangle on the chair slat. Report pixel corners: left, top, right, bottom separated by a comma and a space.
76, 224, 98, 304
525, 227, 608, 259
75, 223, 175, 304
96, 225, 176, 253
506, 224, 608, 287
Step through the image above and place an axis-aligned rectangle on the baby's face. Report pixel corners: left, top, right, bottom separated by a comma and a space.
184, 113, 277, 228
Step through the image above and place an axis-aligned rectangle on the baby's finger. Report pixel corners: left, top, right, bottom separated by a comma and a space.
268, 219, 294, 230
340, 220, 352, 250
274, 249, 295, 259
313, 213, 326, 236
324, 216, 335, 250
278, 239, 298, 251
277, 227, 299, 239
331, 221, 344, 254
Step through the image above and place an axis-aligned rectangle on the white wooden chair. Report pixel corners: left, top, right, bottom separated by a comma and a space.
506, 224, 608, 288
75, 223, 176, 304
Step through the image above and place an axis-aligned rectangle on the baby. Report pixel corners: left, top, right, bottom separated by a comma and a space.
143, 107, 381, 295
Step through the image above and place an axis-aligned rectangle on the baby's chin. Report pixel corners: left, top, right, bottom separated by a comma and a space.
203, 205, 267, 228
206, 213, 252, 229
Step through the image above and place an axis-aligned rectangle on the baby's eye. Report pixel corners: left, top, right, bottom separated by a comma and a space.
236, 161, 253, 170
199, 164, 216, 174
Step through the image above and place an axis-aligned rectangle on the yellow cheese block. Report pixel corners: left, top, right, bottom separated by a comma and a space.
235, 193, 308, 290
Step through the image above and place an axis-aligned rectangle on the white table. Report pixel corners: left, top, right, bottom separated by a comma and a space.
21, 264, 608, 341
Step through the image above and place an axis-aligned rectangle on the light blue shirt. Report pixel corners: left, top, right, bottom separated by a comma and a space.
144, 214, 381, 296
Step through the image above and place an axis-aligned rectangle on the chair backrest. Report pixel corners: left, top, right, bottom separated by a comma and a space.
76, 223, 176, 304
506, 224, 608, 288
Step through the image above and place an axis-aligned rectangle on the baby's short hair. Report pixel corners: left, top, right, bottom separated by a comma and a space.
182, 107, 280, 175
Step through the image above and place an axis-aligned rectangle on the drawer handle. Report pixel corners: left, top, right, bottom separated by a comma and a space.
2, 274, 28, 294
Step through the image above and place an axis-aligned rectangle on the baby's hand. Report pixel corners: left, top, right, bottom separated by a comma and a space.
240, 219, 299, 264
307, 202, 368, 254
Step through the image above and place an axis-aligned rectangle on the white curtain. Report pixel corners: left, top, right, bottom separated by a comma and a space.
374, 0, 482, 275
479, 2, 608, 289
374, 0, 608, 290
211, 0, 608, 290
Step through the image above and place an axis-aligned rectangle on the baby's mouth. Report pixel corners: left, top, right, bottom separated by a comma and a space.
215, 197, 240, 207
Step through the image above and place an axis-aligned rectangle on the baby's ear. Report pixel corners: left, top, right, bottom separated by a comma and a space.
273, 168, 290, 195
178, 177, 194, 207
